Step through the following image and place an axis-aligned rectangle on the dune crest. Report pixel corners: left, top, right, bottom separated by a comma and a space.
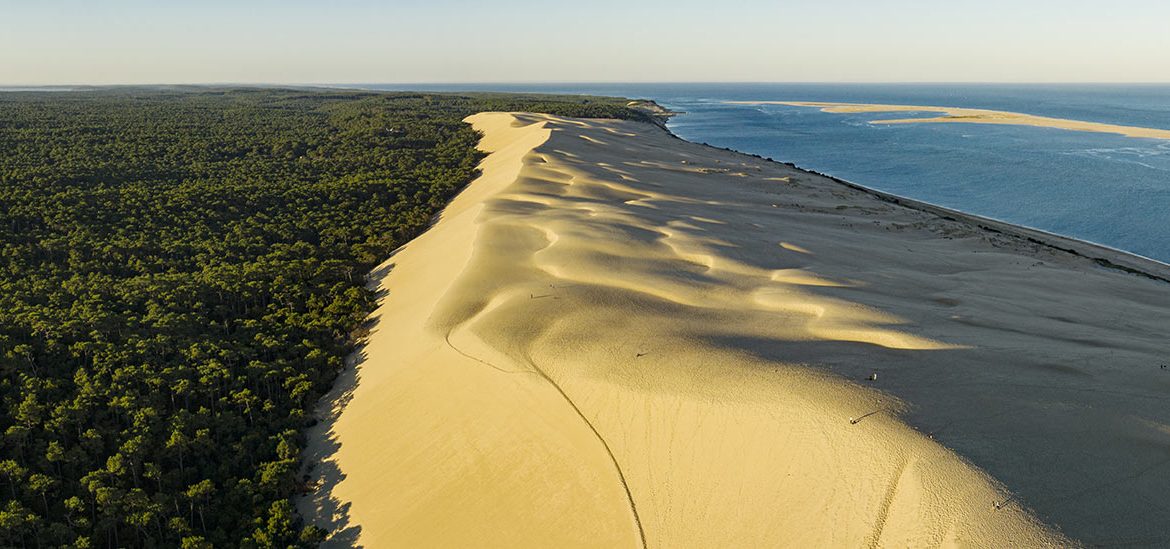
734, 100, 1170, 140
296, 111, 1126, 547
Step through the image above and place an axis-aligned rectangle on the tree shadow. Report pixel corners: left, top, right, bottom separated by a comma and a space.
297, 261, 397, 548
297, 343, 367, 547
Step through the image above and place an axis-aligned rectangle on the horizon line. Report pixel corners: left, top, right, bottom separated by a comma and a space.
5, 81, 1170, 89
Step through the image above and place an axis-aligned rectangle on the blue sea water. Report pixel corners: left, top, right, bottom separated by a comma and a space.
359, 83, 1170, 264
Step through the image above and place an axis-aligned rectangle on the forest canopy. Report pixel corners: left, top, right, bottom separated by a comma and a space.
0, 88, 645, 548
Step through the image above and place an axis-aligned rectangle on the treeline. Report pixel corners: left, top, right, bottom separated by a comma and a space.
0, 88, 641, 548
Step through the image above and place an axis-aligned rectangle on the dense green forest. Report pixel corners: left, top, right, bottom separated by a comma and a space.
0, 88, 645, 548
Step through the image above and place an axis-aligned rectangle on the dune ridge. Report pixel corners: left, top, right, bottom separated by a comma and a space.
303, 112, 1170, 547
733, 100, 1170, 140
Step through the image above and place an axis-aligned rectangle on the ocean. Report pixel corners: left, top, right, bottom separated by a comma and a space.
357, 83, 1170, 264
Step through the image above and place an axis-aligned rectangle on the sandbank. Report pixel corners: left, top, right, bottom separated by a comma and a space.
733, 100, 1170, 140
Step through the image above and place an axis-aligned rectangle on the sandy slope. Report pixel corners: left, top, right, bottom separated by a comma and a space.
301, 112, 1170, 547
733, 101, 1170, 140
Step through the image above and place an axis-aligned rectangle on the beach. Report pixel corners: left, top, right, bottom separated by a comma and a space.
300, 111, 1170, 547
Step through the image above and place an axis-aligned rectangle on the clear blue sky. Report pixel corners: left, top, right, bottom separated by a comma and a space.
2, 0, 1168, 84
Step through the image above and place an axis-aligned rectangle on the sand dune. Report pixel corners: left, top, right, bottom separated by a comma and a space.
734, 100, 1170, 140
301, 112, 1170, 547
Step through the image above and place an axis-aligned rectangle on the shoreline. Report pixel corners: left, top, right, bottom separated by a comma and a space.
630, 100, 1170, 284
803, 168, 1170, 283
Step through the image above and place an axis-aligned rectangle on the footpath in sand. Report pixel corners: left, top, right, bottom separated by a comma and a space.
301, 112, 1170, 547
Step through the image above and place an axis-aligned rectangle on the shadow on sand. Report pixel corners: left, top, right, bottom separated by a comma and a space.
296, 261, 396, 548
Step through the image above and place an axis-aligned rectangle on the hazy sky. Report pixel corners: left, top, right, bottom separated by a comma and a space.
3, 0, 1169, 85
